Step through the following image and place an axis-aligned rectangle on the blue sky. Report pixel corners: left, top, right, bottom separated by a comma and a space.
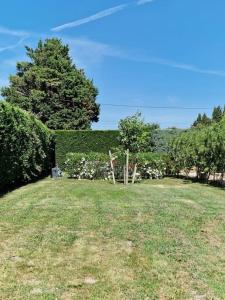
1, 0, 225, 129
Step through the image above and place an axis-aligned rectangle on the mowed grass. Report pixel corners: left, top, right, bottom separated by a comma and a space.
0, 178, 225, 299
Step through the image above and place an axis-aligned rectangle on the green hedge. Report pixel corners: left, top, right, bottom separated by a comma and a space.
0, 102, 54, 191
55, 130, 119, 167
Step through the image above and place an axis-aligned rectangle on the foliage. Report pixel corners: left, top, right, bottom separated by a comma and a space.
151, 128, 184, 153
171, 117, 225, 181
64, 152, 110, 180
212, 106, 223, 123
192, 113, 212, 127
137, 152, 167, 179
192, 105, 225, 128
110, 149, 167, 180
1, 38, 100, 130
0, 101, 53, 190
118, 113, 159, 153
192, 113, 203, 127
55, 130, 119, 168
64, 150, 167, 181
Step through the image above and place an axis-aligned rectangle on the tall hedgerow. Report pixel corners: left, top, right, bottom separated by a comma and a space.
0, 101, 53, 190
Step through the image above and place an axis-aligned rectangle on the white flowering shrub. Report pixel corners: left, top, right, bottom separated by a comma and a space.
139, 164, 164, 179
64, 153, 111, 180
137, 153, 167, 180
64, 151, 168, 181
110, 151, 167, 180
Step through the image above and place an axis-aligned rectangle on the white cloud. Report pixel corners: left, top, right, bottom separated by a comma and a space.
51, 0, 156, 32
0, 26, 29, 54
147, 57, 225, 77
137, 0, 154, 6
64, 37, 123, 68
0, 37, 27, 53
0, 26, 29, 38
126, 55, 225, 77
51, 4, 128, 32
63, 37, 225, 78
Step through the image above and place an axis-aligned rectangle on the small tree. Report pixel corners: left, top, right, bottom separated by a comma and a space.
118, 113, 159, 153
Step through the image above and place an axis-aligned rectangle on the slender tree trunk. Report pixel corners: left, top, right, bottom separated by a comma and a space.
132, 164, 137, 184
109, 151, 116, 185
126, 149, 129, 185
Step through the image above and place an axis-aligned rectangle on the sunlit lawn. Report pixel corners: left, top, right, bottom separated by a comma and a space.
0, 178, 225, 299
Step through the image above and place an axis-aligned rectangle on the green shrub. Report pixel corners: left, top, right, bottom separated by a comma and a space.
64, 151, 168, 181
0, 102, 53, 191
55, 130, 119, 168
64, 152, 109, 179
136, 152, 167, 179
171, 117, 225, 181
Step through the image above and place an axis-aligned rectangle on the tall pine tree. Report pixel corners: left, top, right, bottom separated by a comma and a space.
192, 113, 202, 127
1, 39, 100, 130
201, 113, 212, 126
192, 113, 211, 127
212, 106, 223, 123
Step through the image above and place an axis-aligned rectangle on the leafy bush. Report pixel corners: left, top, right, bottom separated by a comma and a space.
171, 117, 225, 181
64, 151, 167, 181
55, 130, 119, 168
64, 152, 110, 180
0, 102, 53, 191
137, 152, 167, 179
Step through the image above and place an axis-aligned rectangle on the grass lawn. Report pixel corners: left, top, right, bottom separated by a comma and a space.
0, 178, 225, 299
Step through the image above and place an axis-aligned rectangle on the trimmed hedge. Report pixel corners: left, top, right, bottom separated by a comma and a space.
55, 130, 119, 167
0, 102, 53, 191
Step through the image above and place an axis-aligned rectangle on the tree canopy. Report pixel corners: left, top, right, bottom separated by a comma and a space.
118, 113, 159, 153
192, 113, 212, 127
171, 116, 225, 180
192, 105, 225, 128
1, 38, 100, 130
212, 106, 223, 123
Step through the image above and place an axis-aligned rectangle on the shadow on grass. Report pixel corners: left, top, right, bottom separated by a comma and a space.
0, 174, 50, 198
169, 174, 225, 189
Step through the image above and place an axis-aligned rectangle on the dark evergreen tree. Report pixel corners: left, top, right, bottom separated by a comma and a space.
212, 106, 223, 123
192, 113, 202, 127
1, 38, 100, 130
223, 105, 225, 116
192, 112, 212, 127
201, 113, 212, 126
